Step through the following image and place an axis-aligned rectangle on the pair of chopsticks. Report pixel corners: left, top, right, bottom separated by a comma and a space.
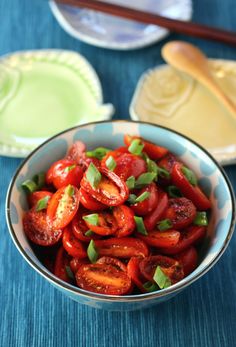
55, 0, 236, 46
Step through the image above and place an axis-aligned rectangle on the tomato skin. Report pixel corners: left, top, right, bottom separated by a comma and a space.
28, 191, 53, 208
66, 141, 86, 164
81, 167, 129, 206
23, 209, 62, 246
113, 205, 135, 238
75, 263, 132, 295
124, 135, 168, 160
46, 159, 84, 189
70, 258, 90, 274
84, 211, 118, 236
139, 255, 184, 284
62, 227, 87, 258
172, 163, 211, 210
144, 190, 168, 231
137, 230, 180, 248
127, 257, 148, 293
164, 197, 197, 230
174, 247, 198, 276
94, 237, 149, 258
97, 256, 127, 272
79, 188, 106, 211
71, 213, 101, 242
47, 185, 80, 230
54, 247, 71, 283
160, 225, 206, 255
131, 183, 158, 216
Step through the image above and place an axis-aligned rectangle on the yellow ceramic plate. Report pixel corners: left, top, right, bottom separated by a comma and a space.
130, 59, 236, 165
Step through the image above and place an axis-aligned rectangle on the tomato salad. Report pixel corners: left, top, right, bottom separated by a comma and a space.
22, 135, 211, 296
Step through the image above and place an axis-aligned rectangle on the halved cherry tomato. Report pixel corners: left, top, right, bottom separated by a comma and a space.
164, 197, 196, 229
94, 237, 149, 258
160, 225, 206, 255
66, 140, 86, 164
139, 255, 184, 284
47, 185, 80, 230
172, 162, 211, 210
76, 263, 132, 295
79, 188, 106, 211
28, 191, 53, 208
97, 256, 127, 272
71, 212, 101, 242
131, 183, 158, 216
137, 230, 180, 248
54, 247, 71, 283
127, 257, 148, 293
23, 209, 62, 246
81, 167, 129, 206
124, 135, 168, 160
174, 247, 198, 276
62, 227, 87, 258
113, 205, 135, 237
84, 211, 118, 236
144, 190, 168, 231
70, 258, 90, 274
157, 153, 179, 186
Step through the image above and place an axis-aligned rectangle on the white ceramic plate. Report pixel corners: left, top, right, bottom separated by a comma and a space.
49, 0, 192, 50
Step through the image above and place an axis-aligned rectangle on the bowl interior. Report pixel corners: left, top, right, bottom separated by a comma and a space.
6, 121, 235, 301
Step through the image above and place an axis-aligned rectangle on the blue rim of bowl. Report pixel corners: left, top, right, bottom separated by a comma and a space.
5, 120, 236, 303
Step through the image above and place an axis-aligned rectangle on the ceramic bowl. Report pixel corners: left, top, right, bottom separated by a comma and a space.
6, 120, 235, 311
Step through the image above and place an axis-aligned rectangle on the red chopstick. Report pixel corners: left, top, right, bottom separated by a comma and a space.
55, 0, 236, 46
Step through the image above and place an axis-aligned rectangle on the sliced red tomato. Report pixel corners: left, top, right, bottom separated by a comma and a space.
79, 188, 106, 211
139, 255, 184, 284
71, 212, 101, 242
131, 183, 158, 216
144, 190, 168, 231
97, 256, 127, 272
127, 257, 148, 293
83, 211, 118, 236
160, 225, 206, 255
23, 209, 62, 246
28, 191, 53, 208
81, 167, 129, 206
172, 162, 211, 210
54, 247, 71, 283
47, 185, 80, 230
174, 247, 198, 276
157, 153, 179, 186
164, 197, 197, 230
124, 135, 168, 160
75, 263, 132, 295
66, 140, 86, 164
94, 237, 149, 258
62, 227, 87, 258
113, 205, 135, 237
70, 258, 90, 274
137, 230, 180, 248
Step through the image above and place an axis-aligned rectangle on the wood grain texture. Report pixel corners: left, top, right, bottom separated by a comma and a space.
0, 1, 236, 346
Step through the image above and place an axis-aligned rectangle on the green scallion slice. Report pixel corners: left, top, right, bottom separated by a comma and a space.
135, 172, 157, 189
167, 185, 182, 198
35, 195, 51, 212
85, 230, 95, 237
182, 166, 197, 186
32, 173, 45, 189
157, 166, 170, 180
21, 180, 38, 194
134, 216, 148, 235
126, 176, 135, 189
128, 139, 144, 155
135, 191, 150, 203
86, 163, 102, 189
128, 194, 137, 204
86, 147, 111, 160
65, 185, 74, 197
87, 240, 99, 263
143, 281, 159, 292
105, 156, 117, 171
157, 219, 173, 231
147, 158, 158, 177
65, 265, 75, 281
153, 266, 171, 289
64, 164, 76, 173
194, 212, 208, 226
83, 213, 99, 226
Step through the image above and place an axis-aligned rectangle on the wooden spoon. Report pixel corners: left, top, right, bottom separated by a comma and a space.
161, 41, 236, 120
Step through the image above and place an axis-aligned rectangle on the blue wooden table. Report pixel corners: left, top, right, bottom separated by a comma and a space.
1, 1, 236, 346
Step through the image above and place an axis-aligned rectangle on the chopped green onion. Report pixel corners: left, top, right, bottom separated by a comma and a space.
65, 265, 75, 281
105, 156, 117, 171
128, 194, 137, 204
157, 166, 170, 180
157, 219, 173, 231
126, 176, 135, 189
143, 281, 159, 292
182, 166, 197, 186
147, 158, 158, 177
135, 172, 157, 189
83, 213, 99, 226
86, 163, 102, 189
134, 216, 148, 235
64, 164, 76, 173
167, 185, 182, 198
87, 240, 99, 263
85, 230, 95, 237
21, 180, 38, 194
86, 147, 111, 160
128, 139, 144, 155
135, 191, 150, 203
32, 173, 45, 189
36, 195, 51, 212
153, 266, 171, 289
194, 212, 208, 226
65, 185, 74, 197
